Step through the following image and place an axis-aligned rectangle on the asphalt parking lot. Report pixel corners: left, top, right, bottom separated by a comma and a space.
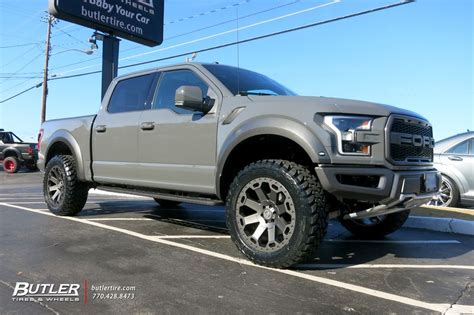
0, 169, 473, 314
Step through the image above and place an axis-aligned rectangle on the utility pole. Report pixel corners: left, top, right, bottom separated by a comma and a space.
40, 14, 54, 124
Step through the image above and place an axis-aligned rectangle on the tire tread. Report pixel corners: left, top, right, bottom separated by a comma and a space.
226, 159, 330, 268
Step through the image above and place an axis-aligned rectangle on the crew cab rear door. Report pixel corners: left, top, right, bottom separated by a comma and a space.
136, 67, 220, 194
92, 73, 157, 185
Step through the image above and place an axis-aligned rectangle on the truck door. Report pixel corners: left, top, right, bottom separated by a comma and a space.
92, 73, 157, 185
137, 68, 220, 195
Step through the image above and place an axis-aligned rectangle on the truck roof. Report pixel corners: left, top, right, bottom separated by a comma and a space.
114, 62, 229, 81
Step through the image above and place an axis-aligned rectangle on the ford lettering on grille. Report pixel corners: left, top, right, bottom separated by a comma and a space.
388, 116, 434, 164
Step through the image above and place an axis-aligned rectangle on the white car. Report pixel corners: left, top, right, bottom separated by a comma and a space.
429, 131, 474, 207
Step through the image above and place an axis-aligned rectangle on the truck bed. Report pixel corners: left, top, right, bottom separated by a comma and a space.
38, 115, 96, 181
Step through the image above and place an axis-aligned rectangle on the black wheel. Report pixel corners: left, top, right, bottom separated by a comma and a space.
43, 155, 89, 216
339, 210, 410, 238
226, 160, 330, 268
427, 175, 459, 208
153, 198, 181, 208
3, 156, 20, 173
25, 162, 38, 171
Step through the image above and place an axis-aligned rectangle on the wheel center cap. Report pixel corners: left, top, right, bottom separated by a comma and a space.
262, 207, 274, 220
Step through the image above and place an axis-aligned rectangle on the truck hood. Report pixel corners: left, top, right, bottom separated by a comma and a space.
247, 96, 427, 121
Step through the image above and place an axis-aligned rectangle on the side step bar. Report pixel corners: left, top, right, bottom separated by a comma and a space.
98, 186, 224, 206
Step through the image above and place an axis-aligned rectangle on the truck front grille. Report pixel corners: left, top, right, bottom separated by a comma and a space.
388, 116, 434, 164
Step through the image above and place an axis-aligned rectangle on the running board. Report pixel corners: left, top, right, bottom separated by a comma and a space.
98, 186, 223, 206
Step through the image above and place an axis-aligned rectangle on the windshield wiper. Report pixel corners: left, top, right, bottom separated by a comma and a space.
238, 91, 277, 96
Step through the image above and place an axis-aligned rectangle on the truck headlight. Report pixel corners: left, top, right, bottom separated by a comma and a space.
324, 115, 373, 155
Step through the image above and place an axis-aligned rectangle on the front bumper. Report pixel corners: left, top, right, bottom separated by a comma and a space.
315, 166, 441, 218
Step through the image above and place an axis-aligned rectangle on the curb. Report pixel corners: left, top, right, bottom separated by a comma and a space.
412, 205, 474, 221
406, 216, 474, 236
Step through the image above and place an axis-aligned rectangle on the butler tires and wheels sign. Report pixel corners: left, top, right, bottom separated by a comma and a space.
49, 0, 164, 47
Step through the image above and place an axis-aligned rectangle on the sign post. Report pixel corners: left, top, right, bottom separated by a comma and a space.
48, 0, 164, 99
101, 35, 120, 99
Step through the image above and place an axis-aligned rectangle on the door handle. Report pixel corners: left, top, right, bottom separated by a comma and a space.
95, 125, 107, 133
140, 122, 155, 131
448, 156, 463, 161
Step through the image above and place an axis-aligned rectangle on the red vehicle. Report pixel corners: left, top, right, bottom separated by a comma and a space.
0, 129, 38, 173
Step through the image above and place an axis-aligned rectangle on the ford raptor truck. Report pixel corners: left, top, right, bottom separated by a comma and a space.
38, 63, 441, 268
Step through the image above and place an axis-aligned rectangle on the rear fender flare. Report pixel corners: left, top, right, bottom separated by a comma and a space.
45, 130, 85, 181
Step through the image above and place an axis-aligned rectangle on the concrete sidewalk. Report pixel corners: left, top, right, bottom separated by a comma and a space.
407, 206, 473, 236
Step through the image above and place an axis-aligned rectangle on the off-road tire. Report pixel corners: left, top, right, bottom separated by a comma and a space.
43, 155, 89, 216
339, 210, 410, 238
153, 198, 182, 208
3, 156, 20, 173
226, 160, 330, 268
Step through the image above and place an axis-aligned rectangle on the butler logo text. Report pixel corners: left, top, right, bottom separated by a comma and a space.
12, 282, 81, 302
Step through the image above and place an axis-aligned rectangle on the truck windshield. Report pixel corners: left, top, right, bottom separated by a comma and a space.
203, 64, 297, 96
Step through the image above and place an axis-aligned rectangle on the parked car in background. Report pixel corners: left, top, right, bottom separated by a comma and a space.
429, 131, 474, 207
0, 129, 38, 173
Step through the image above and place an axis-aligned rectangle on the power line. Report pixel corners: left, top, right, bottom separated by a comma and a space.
0, 76, 42, 79
52, 23, 89, 47
1, 47, 42, 69
0, 52, 44, 84
53, 0, 340, 77
165, 0, 250, 25
0, 43, 42, 49
48, 0, 303, 73
0, 0, 414, 104
119, 0, 305, 55
0, 83, 42, 104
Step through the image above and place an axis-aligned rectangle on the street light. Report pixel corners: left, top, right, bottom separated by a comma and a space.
40, 33, 96, 124
50, 48, 95, 56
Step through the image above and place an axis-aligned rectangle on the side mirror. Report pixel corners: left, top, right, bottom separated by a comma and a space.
175, 85, 213, 113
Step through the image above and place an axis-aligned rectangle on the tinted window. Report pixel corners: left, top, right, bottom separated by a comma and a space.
0, 132, 13, 143
154, 70, 209, 114
470, 139, 474, 155
447, 140, 469, 154
108, 74, 155, 113
203, 64, 296, 96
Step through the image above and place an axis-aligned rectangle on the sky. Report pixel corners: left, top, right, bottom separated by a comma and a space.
0, 0, 472, 142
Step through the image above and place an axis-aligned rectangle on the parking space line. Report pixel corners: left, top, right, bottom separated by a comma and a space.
0, 193, 43, 196
85, 218, 155, 221
0, 197, 49, 200
4, 200, 131, 204
295, 264, 474, 270
327, 239, 461, 244
1, 202, 472, 314
1, 202, 46, 204
151, 235, 231, 239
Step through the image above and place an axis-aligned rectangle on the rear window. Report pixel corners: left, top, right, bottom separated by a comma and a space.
108, 74, 155, 113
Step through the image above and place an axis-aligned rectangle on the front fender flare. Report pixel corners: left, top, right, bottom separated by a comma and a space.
216, 116, 330, 198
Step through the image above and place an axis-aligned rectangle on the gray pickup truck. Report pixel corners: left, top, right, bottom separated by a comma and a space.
38, 63, 440, 268
1, 129, 38, 173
